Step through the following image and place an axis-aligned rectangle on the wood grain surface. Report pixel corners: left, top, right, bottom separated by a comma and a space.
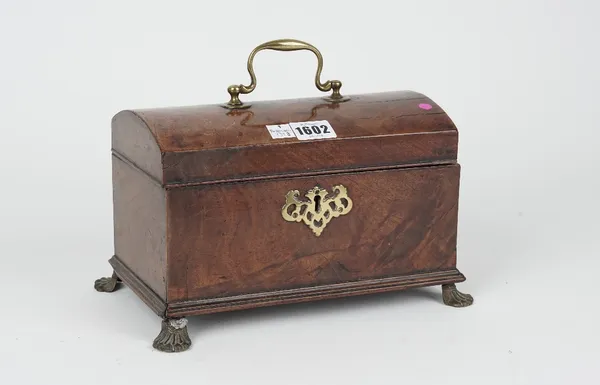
108, 90, 466, 318
111, 91, 458, 185
164, 269, 465, 317
127, 91, 452, 151
112, 155, 167, 300
166, 164, 460, 302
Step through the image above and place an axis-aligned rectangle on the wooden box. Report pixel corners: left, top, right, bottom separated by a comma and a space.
95, 39, 473, 352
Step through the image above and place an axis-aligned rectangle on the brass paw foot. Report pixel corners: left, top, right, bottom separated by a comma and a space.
94, 271, 122, 293
442, 284, 473, 307
153, 318, 191, 353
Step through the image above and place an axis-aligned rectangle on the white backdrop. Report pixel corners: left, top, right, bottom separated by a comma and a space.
1, 1, 598, 384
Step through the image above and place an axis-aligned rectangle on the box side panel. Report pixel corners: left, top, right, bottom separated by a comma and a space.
113, 155, 167, 300
166, 164, 459, 302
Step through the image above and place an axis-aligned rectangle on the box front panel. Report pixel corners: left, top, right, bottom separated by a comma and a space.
166, 164, 460, 302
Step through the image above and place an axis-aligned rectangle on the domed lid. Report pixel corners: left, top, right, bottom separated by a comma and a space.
111, 91, 458, 186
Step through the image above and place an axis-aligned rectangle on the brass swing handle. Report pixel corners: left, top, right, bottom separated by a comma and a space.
224, 39, 349, 109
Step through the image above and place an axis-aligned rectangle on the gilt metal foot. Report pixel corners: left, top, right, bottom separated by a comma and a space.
153, 318, 191, 353
442, 283, 473, 307
94, 271, 122, 293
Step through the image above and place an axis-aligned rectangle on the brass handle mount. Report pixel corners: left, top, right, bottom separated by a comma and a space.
224, 39, 350, 109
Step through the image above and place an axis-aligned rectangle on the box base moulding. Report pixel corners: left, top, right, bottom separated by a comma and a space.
94, 255, 473, 353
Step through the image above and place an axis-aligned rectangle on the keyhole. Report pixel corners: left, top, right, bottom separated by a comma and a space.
314, 195, 321, 213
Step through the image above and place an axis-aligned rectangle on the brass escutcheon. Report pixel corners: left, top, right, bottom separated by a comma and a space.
281, 185, 353, 237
